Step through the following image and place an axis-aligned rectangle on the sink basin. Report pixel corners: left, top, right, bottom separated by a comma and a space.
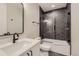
0, 38, 12, 48
0, 38, 40, 56
0, 38, 32, 48
0, 41, 31, 55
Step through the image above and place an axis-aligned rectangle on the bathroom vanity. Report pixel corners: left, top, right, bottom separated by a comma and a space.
0, 38, 40, 56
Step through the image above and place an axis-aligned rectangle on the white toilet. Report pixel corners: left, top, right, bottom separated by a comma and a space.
40, 41, 52, 56
35, 37, 51, 56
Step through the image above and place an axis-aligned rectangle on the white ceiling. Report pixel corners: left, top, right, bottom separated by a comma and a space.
39, 3, 67, 12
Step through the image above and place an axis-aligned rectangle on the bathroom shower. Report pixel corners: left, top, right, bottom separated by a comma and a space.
40, 4, 71, 44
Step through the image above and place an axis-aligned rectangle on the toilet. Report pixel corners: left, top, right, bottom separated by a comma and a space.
35, 37, 51, 56
40, 41, 52, 56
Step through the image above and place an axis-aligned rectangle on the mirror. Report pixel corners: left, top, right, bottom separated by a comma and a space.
0, 3, 24, 36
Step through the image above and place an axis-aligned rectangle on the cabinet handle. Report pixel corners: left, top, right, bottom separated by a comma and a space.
27, 53, 30, 56
30, 50, 33, 56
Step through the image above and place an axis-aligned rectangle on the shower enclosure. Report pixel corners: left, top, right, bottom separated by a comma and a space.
40, 4, 71, 44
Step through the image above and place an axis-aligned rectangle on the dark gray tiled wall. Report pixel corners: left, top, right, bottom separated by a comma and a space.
40, 4, 71, 42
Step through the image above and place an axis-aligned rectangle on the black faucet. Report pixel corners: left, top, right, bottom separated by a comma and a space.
13, 33, 19, 43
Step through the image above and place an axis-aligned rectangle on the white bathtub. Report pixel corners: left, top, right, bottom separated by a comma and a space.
42, 38, 70, 56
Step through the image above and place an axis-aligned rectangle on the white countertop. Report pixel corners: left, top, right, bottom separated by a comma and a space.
0, 37, 40, 56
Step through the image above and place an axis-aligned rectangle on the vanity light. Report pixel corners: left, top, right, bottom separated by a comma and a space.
51, 5, 55, 7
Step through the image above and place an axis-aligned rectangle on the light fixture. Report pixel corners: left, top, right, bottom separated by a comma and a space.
51, 5, 55, 7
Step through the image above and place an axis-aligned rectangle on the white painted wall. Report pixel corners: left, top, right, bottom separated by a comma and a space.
71, 3, 79, 55
22, 3, 39, 39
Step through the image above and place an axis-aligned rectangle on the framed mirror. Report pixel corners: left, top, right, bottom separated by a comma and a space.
0, 3, 24, 36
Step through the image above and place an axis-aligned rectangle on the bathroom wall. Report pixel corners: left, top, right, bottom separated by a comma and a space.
22, 3, 40, 39
71, 3, 79, 55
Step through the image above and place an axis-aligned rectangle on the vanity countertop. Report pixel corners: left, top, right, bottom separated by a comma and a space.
0, 38, 40, 56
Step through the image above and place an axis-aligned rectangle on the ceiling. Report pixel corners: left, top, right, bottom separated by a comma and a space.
39, 3, 67, 12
